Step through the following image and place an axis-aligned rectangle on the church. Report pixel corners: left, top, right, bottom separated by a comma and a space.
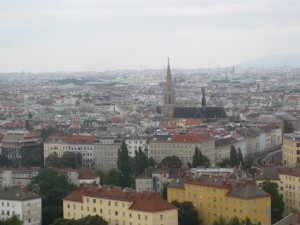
162, 60, 228, 122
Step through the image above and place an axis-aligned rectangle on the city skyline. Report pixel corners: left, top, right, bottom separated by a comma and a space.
1, 0, 300, 72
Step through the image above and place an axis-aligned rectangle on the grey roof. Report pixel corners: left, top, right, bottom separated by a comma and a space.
273, 211, 300, 225
226, 182, 269, 199
215, 137, 238, 148
172, 107, 227, 119
0, 187, 40, 201
255, 166, 281, 180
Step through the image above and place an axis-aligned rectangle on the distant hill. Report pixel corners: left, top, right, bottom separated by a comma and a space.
238, 54, 300, 68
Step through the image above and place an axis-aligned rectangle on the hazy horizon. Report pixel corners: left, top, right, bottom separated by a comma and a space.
1, 0, 300, 72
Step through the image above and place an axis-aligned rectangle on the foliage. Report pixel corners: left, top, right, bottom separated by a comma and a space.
41, 127, 60, 141
229, 145, 238, 167
237, 148, 244, 167
117, 141, 132, 187
284, 121, 294, 133
192, 146, 210, 167
213, 216, 262, 225
217, 158, 230, 167
3, 215, 23, 225
133, 147, 148, 176
21, 145, 44, 167
243, 154, 256, 176
0, 154, 9, 167
27, 168, 77, 225
147, 157, 156, 167
161, 156, 182, 168
262, 181, 284, 223
51, 215, 108, 225
45, 152, 82, 168
171, 201, 200, 225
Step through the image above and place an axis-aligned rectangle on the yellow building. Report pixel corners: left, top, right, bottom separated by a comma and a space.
63, 184, 178, 225
282, 132, 300, 166
168, 174, 271, 225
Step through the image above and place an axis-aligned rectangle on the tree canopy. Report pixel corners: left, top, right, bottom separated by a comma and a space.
133, 147, 148, 176
2, 215, 24, 225
27, 168, 76, 225
161, 156, 182, 168
171, 201, 200, 225
51, 215, 108, 225
117, 141, 132, 187
213, 216, 262, 225
45, 152, 82, 169
192, 146, 210, 168
262, 181, 284, 223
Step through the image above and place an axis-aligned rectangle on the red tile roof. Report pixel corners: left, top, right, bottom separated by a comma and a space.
172, 134, 214, 143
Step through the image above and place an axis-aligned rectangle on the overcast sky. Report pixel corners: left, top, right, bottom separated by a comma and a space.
1, 0, 300, 72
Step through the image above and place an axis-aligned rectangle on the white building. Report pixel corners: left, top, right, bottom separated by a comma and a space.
0, 187, 42, 225
125, 136, 148, 157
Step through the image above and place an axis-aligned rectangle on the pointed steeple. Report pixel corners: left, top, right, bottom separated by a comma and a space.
202, 87, 206, 107
166, 57, 172, 82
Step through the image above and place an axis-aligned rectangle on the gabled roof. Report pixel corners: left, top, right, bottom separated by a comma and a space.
172, 107, 227, 119
0, 187, 40, 201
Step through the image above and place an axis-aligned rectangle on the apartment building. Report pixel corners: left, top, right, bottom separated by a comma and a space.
125, 136, 148, 157
282, 131, 300, 166
168, 174, 271, 225
63, 184, 178, 225
1, 131, 41, 167
148, 134, 215, 166
44, 135, 122, 170
0, 187, 42, 225
0, 167, 99, 187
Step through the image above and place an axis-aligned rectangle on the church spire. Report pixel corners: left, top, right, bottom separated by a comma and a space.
167, 57, 171, 82
202, 87, 206, 107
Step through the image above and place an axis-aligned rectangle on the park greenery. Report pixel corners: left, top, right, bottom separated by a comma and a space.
27, 168, 77, 225
51, 215, 108, 225
171, 201, 200, 225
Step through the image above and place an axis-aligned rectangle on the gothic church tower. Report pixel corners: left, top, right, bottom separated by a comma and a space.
162, 58, 176, 119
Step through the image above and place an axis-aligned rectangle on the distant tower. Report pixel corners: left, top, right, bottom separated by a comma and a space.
201, 87, 206, 107
163, 58, 176, 119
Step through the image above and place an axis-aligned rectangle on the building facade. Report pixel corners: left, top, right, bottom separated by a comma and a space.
168, 174, 271, 225
282, 132, 300, 166
63, 184, 178, 225
0, 187, 42, 225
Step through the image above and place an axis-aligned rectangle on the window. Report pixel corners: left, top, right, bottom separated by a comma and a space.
160, 215, 163, 220
129, 213, 132, 218
93, 208, 96, 213
115, 211, 118, 216
100, 209, 103, 213
115, 202, 118, 207
108, 201, 111, 206
93, 199, 96, 203
138, 214, 141, 219
81, 206, 83, 211
145, 215, 148, 220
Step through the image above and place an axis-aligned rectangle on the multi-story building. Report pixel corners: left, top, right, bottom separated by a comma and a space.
0, 167, 99, 187
0, 186, 42, 225
148, 134, 215, 166
2, 131, 41, 167
282, 131, 300, 166
135, 168, 185, 192
214, 137, 238, 164
44, 135, 122, 170
125, 136, 148, 157
168, 174, 271, 225
63, 184, 178, 225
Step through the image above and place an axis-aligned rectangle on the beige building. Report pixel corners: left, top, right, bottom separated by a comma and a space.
283, 131, 300, 166
148, 134, 215, 166
63, 184, 178, 225
125, 136, 148, 157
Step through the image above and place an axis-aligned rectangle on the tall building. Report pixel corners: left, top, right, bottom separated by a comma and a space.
282, 131, 300, 166
168, 174, 271, 225
162, 59, 176, 120
63, 184, 178, 225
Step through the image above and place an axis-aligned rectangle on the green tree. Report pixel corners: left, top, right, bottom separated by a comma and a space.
133, 147, 148, 176
51, 215, 108, 225
243, 154, 256, 176
284, 121, 294, 133
60, 152, 82, 168
117, 141, 132, 187
147, 157, 156, 167
171, 201, 200, 225
4, 215, 23, 225
229, 145, 238, 167
45, 152, 61, 168
237, 148, 244, 167
27, 168, 76, 225
21, 145, 44, 167
41, 127, 60, 141
218, 158, 230, 167
262, 181, 284, 223
161, 156, 182, 168
192, 146, 210, 168
213, 215, 227, 225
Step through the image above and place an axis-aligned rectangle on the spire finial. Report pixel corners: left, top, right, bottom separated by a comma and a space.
168, 57, 170, 66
